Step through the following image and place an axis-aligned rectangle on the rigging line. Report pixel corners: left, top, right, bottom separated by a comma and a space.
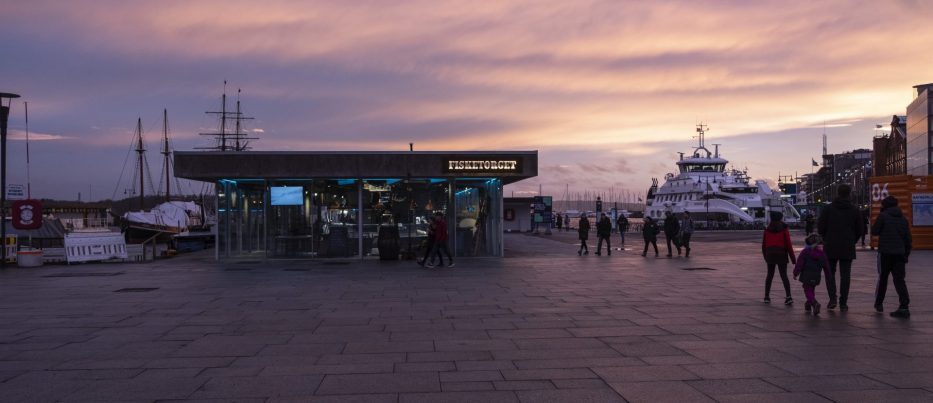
156, 161, 165, 197
130, 151, 140, 195
24, 102, 31, 199
169, 157, 185, 197
112, 130, 138, 200
143, 154, 158, 197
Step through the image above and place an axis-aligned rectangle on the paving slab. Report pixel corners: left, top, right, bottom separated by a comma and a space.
399, 391, 518, 403
316, 372, 440, 395
609, 380, 716, 403
0, 232, 930, 402
515, 388, 626, 402
190, 375, 323, 399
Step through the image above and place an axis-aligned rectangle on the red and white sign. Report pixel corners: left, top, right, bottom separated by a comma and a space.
12, 200, 42, 230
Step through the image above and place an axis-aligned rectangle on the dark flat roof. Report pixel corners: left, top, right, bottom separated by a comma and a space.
174, 150, 538, 185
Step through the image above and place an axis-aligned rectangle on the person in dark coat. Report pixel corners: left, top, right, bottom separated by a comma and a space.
595, 213, 612, 256
872, 196, 912, 318
616, 214, 630, 250
418, 216, 437, 267
761, 211, 796, 305
577, 214, 590, 256
641, 216, 660, 257
817, 184, 864, 311
431, 212, 454, 268
663, 211, 681, 257
804, 212, 815, 235
679, 211, 695, 257
860, 207, 870, 248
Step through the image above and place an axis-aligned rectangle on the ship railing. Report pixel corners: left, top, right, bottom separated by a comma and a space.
61, 218, 115, 232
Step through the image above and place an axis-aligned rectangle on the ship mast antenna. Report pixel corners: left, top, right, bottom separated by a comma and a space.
695, 123, 708, 148
822, 121, 827, 156
233, 88, 256, 151
161, 109, 171, 202
198, 82, 257, 151
135, 117, 145, 210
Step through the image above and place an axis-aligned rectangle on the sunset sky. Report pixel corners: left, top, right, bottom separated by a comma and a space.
2, 0, 932, 201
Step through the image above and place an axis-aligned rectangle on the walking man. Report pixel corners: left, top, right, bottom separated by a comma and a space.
577, 214, 590, 255
817, 184, 863, 311
872, 196, 912, 318
430, 212, 454, 268
596, 212, 612, 256
679, 211, 694, 257
616, 213, 630, 251
556, 213, 563, 232
642, 216, 660, 257
663, 211, 681, 257
861, 207, 870, 248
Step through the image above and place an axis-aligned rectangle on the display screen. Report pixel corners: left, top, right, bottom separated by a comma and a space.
271, 186, 303, 206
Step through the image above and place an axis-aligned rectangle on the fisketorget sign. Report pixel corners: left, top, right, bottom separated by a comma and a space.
445, 159, 521, 173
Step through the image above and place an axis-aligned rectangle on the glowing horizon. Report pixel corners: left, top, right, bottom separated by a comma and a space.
1, 0, 930, 200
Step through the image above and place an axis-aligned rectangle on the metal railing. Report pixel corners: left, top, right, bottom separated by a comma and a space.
60, 218, 114, 231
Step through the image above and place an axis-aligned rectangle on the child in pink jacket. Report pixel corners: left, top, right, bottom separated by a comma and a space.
793, 234, 831, 315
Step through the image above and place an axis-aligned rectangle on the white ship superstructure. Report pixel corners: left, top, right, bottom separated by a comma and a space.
645, 125, 800, 225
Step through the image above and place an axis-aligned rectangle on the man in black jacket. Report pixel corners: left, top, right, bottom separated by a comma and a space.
872, 196, 912, 318
596, 213, 612, 256
617, 214, 630, 251
663, 211, 681, 257
817, 184, 864, 311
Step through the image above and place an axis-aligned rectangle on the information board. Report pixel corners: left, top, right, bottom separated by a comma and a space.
913, 193, 933, 226
533, 196, 553, 223
5, 184, 25, 200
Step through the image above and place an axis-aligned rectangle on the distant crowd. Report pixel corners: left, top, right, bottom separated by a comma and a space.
556, 210, 693, 258
551, 184, 913, 319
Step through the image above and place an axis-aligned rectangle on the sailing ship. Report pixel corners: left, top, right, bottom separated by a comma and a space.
644, 124, 800, 226
116, 110, 215, 246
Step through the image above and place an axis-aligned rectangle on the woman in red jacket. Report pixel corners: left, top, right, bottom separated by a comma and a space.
762, 211, 796, 305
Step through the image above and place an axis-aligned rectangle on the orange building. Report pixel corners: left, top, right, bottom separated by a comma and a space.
869, 175, 933, 250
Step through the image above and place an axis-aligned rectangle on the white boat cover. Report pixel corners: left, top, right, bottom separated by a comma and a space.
123, 201, 202, 231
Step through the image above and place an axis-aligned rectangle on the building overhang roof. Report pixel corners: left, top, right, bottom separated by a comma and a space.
174, 150, 538, 185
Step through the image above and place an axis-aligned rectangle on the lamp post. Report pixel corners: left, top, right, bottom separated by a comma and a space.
1, 92, 22, 269
705, 178, 710, 229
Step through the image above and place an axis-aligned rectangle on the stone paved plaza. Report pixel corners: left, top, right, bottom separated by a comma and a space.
0, 231, 931, 402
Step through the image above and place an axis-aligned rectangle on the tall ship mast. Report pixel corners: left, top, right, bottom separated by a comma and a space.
197, 81, 257, 151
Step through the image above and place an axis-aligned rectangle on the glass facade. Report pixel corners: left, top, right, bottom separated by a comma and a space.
217, 180, 266, 258
454, 179, 503, 257
907, 86, 932, 176
361, 179, 451, 259
216, 178, 503, 259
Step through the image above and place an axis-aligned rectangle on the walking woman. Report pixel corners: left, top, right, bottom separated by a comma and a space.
641, 216, 660, 257
577, 214, 590, 256
762, 211, 795, 304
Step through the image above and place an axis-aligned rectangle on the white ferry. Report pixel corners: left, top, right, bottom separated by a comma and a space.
645, 125, 800, 226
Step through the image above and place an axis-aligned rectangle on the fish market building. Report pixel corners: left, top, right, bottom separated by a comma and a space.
174, 151, 538, 259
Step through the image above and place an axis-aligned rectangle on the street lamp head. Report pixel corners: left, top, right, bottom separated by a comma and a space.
0, 92, 21, 100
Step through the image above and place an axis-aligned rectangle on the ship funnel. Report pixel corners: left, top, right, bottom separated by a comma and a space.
714, 144, 720, 158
